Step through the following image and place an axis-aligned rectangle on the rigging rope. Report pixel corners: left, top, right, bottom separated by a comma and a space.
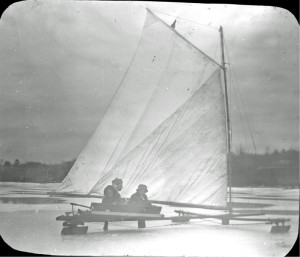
223, 36, 258, 205
148, 8, 219, 31
151, 7, 256, 155
212, 40, 219, 64
231, 68, 250, 152
224, 38, 257, 154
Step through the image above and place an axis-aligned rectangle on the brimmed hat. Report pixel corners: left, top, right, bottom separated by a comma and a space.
112, 178, 123, 185
136, 184, 148, 193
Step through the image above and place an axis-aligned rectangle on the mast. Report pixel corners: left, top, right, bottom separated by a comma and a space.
219, 26, 232, 209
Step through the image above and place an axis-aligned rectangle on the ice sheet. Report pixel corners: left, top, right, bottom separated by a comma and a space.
0, 182, 298, 256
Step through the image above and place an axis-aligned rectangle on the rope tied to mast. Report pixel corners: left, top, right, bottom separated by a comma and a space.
147, 8, 219, 31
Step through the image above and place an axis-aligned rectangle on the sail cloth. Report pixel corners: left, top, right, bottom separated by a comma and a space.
56, 9, 226, 207
91, 68, 227, 207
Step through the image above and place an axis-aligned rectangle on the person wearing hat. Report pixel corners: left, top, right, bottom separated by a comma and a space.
102, 178, 123, 204
128, 184, 149, 206
102, 178, 123, 231
111, 177, 123, 196
128, 184, 150, 229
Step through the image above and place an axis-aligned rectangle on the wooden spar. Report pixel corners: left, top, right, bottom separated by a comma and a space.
219, 26, 232, 209
70, 202, 91, 209
228, 217, 290, 223
48, 192, 103, 199
149, 200, 229, 210
48, 192, 229, 210
174, 210, 266, 218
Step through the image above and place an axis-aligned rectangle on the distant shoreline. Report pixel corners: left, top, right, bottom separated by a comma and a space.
0, 149, 299, 187
0, 181, 298, 190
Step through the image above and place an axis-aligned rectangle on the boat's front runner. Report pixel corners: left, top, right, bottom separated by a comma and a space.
173, 210, 291, 233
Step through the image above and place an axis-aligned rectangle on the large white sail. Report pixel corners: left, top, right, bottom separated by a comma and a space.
91, 69, 227, 207
56, 10, 222, 195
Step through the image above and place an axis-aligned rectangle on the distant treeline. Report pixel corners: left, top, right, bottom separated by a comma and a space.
0, 159, 75, 183
0, 148, 299, 187
231, 148, 299, 187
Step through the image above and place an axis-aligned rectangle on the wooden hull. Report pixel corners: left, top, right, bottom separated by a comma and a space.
91, 202, 162, 214
56, 203, 164, 223
57, 212, 164, 223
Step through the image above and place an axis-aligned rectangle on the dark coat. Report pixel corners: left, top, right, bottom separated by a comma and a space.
102, 185, 121, 204
128, 192, 149, 206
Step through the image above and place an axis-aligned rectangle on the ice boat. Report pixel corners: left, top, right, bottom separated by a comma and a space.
50, 8, 291, 235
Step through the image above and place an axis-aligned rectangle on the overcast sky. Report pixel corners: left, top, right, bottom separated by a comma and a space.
0, 1, 298, 163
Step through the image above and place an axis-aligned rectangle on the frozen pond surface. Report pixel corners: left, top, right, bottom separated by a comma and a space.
0, 182, 298, 256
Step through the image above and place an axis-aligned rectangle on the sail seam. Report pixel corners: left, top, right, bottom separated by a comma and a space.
87, 28, 148, 195
116, 32, 177, 163
127, 91, 193, 188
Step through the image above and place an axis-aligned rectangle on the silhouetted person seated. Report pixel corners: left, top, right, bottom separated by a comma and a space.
128, 184, 150, 206
102, 185, 120, 204
102, 178, 123, 231
128, 184, 150, 229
